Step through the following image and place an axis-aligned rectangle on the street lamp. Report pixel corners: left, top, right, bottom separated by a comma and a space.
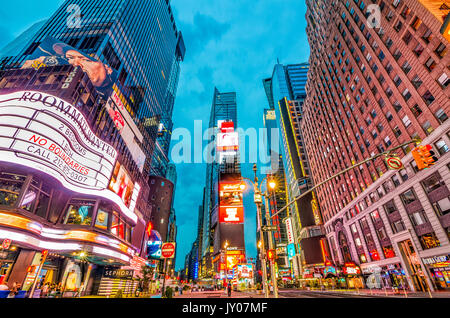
241, 163, 279, 298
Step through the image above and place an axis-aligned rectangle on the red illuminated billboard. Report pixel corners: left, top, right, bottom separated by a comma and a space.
219, 182, 244, 224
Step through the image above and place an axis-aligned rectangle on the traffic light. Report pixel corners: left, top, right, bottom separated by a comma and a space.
411, 145, 438, 170
40, 250, 48, 263
267, 249, 276, 261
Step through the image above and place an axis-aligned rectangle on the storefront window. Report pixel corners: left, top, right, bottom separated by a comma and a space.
359, 254, 367, 263
418, 233, 441, 250
0, 173, 26, 207
63, 199, 96, 226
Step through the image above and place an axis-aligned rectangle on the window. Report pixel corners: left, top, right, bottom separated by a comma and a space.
95, 209, 109, 230
383, 180, 394, 193
434, 43, 447, 58
422, 121, 434, 135
63, 199, 96, 226
422, 29, 433, 43
411, 17, 422, 30
376, 226, 387, 241
392, 220, 406, 233
386, 111, 393, 122
394, 75, 402, 87
425, 57, 436, 71
402, 61, 412, 74
411, 75, 423, 89
0, 173, 26, 207
383, 245, 396, 258
409, 210, 428, 226
402, 115, 411, 127
422, 173, 446, 194
410, 104, 422, 118
20, 177, 51, 219
402, 31, 412, 44
402, 88, 411, 101
384, 201, 397, 215
399, 169, 409, 181
400, 188, 417, 206
413, 43, 424, 56
435, 139, 449, 155
384, 136, 391, 146
437, 73, 449, 88
370, 210, 381, 223
422, 90, 435, 105
393, 126, 402, 137
391, 174, 401, 187
377, 187, 385, 198
111, 211, 124, 239
418, 232, 440, 250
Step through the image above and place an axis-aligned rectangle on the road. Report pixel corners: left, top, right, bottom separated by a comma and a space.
173, 288, 450, 298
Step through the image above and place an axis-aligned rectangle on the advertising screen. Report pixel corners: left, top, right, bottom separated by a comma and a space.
236, 264, 253, 279
217, 131, 239, 153
105, 87, 146, 172
0, 91, 139, 224
225, 250, 245, 270
219, 181, 244, 224
21, 36, 116, 98
109, 162, 134, 207
147, 230, 162, 259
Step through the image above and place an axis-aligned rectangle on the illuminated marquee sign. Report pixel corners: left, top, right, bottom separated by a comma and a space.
219, 182, 244, 224
0, 91, 137, 223
284, 217, 295, 244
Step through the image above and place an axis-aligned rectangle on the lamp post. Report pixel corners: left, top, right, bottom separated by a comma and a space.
241, 164, 279, 298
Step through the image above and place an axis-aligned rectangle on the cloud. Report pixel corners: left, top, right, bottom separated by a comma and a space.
182, 13, 231, 58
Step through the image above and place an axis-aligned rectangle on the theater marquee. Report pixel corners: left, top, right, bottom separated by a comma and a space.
0, 91, 138, 224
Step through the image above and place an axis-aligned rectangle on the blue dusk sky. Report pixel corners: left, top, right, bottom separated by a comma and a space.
0, 0, 310, 271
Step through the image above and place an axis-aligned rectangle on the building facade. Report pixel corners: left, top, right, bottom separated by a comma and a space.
0, 0, 184, 297
302, 0, 449, 290
264, 62, 328, 282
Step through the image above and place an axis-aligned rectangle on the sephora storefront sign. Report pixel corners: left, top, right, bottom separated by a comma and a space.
0, 91, 137, 223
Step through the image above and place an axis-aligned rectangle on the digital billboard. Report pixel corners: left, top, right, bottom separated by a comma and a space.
147, 230, 162, 259
109, 162, 134, 207
105, 87, 146, 172
219, 181, 244, 223
236, 264, 253, 279
0, 91, 138, 223
21, 36, 116, 98
225, 250, 245, 270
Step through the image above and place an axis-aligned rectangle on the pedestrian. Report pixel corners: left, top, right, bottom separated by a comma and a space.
8, 282, 19, 298
227, 282, 232, 297
41, 283, 49, 298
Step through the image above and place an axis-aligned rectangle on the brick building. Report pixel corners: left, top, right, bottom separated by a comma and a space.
302, 0, 450, 291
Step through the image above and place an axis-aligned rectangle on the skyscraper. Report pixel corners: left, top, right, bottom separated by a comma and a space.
200, 88, 246, 282
302, 0, 449, 291
264, 62, 327, 279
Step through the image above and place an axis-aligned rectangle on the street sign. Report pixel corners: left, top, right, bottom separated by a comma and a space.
161, 242, 176, 259
254, 193, 262, 204
1, 239, 11, 250
262, 226, 277, 232
385, 156, 404, 170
